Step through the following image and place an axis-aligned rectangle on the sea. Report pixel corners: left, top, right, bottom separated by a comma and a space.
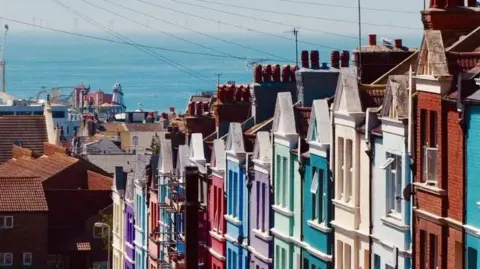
4, 32, 420, 112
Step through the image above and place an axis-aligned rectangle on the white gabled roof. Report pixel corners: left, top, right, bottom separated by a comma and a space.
272, 92, 297, 135
176, 145, 190, 179
158, 138, 173, 174
211, 139, 226, 171
253, 131, 272, 164
307, 99, 331, 145
189, 133, 206, 164
333, 67, 362, 114
226, 122, 245, 154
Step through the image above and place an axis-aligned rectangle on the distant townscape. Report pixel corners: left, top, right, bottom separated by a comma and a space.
2, 1, 480, 269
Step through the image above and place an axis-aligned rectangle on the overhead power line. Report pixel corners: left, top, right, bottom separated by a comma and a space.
100, 0, 292, 62
182, 0, 422, 30
137, 0, 341, 50
0, 16, 271, 60
278, 0, 418, 14
170, 0, 360, 40
52, 0, 216, 83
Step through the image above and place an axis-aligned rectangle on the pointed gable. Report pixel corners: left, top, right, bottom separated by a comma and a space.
307, 99, 331, 145
253, 131, 272, 164
134, 152, 151, 185
272, 92, 297, 135
417, 30, 449, 76
380, 75, 409, 120
226, 122, 245, 154
333, 67, 363, 113
176, 145, 189, 179
189, 133, 206, 164
211, 139, 226, 171
158, 138, 173, 174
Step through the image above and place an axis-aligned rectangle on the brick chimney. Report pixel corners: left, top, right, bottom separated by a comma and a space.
423, 0, 480, 30
369, 34, 377, 46
394, 39, 403, 49
331, 51, 340, 69
341, 51, 350, 67
301, 51, 309, 68
310, 50, 320, 69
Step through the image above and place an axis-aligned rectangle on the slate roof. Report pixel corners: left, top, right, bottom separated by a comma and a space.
380, 75, 410, 120
87, 154, 137, 174
0, 177, 48, 212
82, 137, 125, 155
0, 116, 48, 163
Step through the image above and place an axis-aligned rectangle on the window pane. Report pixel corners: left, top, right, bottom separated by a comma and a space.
468, 247, 477, 269
282, 157, 287, 207
310, 170, 319, 193
337, 137, 344, 199
430, 112, 437, 147
261, 183, 266, 232
312, 193, 317, 220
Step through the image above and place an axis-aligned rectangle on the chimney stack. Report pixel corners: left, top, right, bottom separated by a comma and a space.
301, 50, 309, 68
281, 65, 291, 82
169, 107, 175, 113
368, 34, 377, 46
254, 65, 263, 83
310, 50, 320, 69
340, 51, 350, 67
272, 64, 281, 82
394, 39, 403, 49
263, 65, 272, 82
331, 51, 340, 69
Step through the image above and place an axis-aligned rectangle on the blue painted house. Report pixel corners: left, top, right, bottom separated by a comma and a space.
465, 77, 480, 269
303, 99, 333, 269
133, 153, 152, 269
371, 75, 412, 269
124, 173, 136, 269
225, 122, 249, 269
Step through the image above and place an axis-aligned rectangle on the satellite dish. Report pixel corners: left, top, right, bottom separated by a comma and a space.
403, 183, 413, 201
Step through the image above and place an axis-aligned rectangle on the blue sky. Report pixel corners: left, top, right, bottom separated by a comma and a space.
1, 0, 424, 38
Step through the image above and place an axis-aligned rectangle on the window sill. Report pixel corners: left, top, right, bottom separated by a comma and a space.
381, 216, 410, 232
413, 182, 446, 196
307, 220, 332, 233
332, 199, 357, 213
272, 205, 294, 217
209, 230, 225, 242
224, 214, 242, 225
252, 228, 273, 241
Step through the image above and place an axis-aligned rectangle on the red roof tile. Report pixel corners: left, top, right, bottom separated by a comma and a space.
0, 116, 48, 164
87, 170, 112, 190
0, 153, 78, 180
0, 177, 48, 212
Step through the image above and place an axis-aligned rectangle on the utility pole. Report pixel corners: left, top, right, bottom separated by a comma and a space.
215, 73, 223, 88
293, 28, 299, 66
357, 0, 362, 81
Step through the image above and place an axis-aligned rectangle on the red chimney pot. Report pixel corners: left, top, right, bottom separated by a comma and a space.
331, 51, 340, 69
254, 65, 263, 83
263, 65, 272, 82
394, 39, 403, 49
281, 65, 291, 82
368, 34, 377, 46
301, 50, 309, 68
340, 51, 350, 67
291, 65, 298, 82
310, 50, 320, 69
272, 64, 281, 82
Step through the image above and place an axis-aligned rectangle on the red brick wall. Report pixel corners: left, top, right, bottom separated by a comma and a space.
447, 227, 463, 269
0, 212, 48, 268
416, 219, 444, 269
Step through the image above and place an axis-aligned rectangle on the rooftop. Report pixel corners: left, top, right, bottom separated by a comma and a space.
0, 177, 48, 212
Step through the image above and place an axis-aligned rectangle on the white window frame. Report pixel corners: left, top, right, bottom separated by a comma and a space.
0, 216, 13, 229
336, 137, 344, 200
0, 253, 13, 266
345, 139, 353, 204
23, 252, 32, 266
424, 147, 438, 186
382, 153, 402, 219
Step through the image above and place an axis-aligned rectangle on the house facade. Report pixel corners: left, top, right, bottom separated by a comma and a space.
112, 167, 126, 269
302, 99, 333, 269
125, 174, 136, 269
133, 153, 151, 269
225, 122, 249, 269
209, 139, 227, 269
371, 75, 412, 269
249, 131, 273, 269
466, 78, 480, 269
331, 67, 371, 269
270, 92, 301, 269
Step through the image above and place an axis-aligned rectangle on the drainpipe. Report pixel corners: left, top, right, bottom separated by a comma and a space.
328, 103, 335, 266
407, 65, 416, 269
245, 152, 254, 262
297, 137, 306, 245
364, 108, 374, 269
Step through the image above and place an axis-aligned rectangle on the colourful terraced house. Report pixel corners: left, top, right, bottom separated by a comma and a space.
302, 99, 334, 269
248, 131, 273, 269
124, 172, 136, 269
225, 122, 249, 269
112, 167, 126, 269
133, 153, 151, 269
208, 139, 227, 269
270, 92, 302, 269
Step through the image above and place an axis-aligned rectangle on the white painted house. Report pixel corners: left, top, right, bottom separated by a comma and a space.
331, 66, 372, 269
371, 75, 412, 269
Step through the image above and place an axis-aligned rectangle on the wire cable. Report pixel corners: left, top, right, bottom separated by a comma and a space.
52, 0, 216, 83
137, 0, 341, 50
0, 16, 260, 60
170, 0, 360, 40
100, 0, 292, 62
278, 0, 418, 14
181, 0, 422, 30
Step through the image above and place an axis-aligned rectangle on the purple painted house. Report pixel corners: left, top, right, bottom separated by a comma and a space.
249, 131, 273, 269
124, 173, 136, 269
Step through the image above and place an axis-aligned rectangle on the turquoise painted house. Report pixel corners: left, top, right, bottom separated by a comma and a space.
302, 99, 333, 269
465, 78, 480, 269
225, 122, 249, 269
271, 92, 302, 269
